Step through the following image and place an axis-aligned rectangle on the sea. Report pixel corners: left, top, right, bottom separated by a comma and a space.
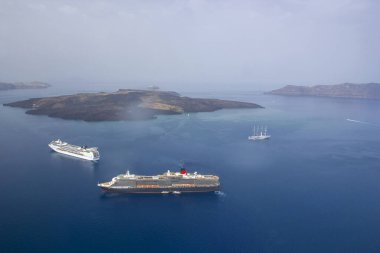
0, 85, 380, 253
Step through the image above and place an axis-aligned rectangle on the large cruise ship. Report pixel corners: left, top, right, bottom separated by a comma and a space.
98, 168, 220, 194
48, 139, 100, 161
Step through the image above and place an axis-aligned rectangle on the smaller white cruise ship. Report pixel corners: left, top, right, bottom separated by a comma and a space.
49, 139, 100, 161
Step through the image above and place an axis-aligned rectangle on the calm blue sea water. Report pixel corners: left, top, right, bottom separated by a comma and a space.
0, 87, 380, 253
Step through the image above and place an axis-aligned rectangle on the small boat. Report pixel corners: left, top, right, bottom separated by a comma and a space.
248, 125, 270, 141
172, 191, 181, 194
161, 191, 170, 194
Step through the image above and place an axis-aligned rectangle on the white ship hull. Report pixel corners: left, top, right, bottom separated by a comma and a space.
48, 140, 100, 161
248, 135, 270, 141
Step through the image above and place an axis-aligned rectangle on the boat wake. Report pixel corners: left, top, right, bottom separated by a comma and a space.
346, 119, 371, 124
215, 191, 226, 197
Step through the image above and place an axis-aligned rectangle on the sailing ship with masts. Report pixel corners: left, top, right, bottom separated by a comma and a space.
248, 125, 271, 141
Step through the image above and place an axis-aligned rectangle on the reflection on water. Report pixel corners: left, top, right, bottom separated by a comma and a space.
99, 190, 221, 202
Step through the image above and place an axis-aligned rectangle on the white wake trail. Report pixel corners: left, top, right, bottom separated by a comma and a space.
346, 119, 371, 124
215, 191, 226, 197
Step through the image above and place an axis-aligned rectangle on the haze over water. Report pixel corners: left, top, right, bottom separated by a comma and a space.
0, 86, 380, 252
1, 0, 380, 252
1, 0, 380, 89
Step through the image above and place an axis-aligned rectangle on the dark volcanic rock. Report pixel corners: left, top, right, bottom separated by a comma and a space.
4, 89, 263, 121
0, 81, 51, 90
267, 83, 380, 99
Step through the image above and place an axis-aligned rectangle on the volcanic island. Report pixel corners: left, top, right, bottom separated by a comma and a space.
4, 89, 263, 121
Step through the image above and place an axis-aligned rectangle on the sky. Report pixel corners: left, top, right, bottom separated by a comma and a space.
0, 0, 379, 91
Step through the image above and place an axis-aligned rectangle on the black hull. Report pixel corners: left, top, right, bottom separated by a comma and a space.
100, 186, 220, 194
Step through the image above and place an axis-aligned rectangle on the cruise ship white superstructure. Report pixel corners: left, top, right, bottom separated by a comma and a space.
48, 139, 100, 161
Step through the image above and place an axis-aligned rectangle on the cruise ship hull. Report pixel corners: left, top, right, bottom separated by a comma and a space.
99, 185, 220, 194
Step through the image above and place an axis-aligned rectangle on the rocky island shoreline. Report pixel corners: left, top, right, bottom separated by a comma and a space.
0, 81, 51, 90
267, 83, 380, 100
4, 89, 263, 121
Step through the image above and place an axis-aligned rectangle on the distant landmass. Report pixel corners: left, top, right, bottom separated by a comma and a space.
4, 89, 262, 121
0, 81, 51, 90
267, 83, 380, 99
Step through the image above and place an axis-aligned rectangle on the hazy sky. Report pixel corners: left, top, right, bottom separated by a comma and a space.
0, 0, 379, 90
